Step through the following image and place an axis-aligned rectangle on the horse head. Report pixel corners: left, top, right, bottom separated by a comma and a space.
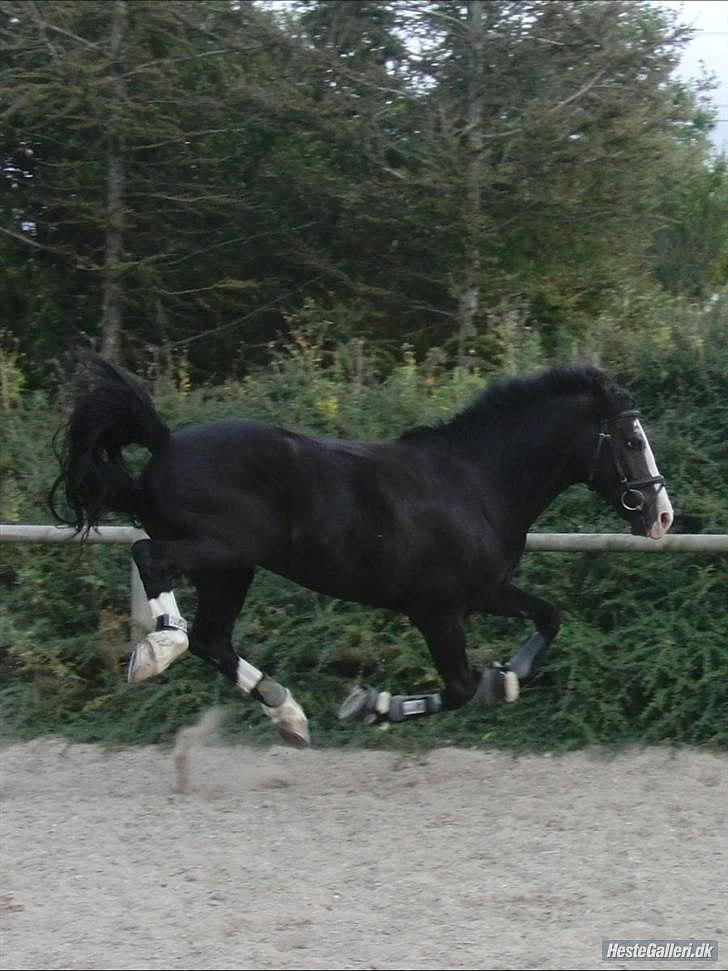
587, 405, 674, 540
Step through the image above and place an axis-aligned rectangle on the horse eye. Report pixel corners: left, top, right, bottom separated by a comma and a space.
626, 438, 643, 450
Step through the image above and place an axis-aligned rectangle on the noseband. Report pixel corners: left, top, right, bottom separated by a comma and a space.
588, 409, 665, 513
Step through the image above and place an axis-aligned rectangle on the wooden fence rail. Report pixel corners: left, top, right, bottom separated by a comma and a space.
2, 524, 727, 640
2, 523, 728, 552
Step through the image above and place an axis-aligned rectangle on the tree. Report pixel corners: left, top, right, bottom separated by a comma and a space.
394, 1, 712, 352
100, 0, 127, 361
653, 155, 728, 295
1, 0, 721, 384
2, 0, 328, 377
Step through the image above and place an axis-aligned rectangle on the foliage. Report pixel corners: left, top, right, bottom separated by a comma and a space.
2, 1, 726, 385
2, 291, 727, 750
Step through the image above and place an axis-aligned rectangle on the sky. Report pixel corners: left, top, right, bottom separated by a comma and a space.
659, 0, 728, 153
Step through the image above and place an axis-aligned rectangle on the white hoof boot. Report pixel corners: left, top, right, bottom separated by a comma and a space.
477, 663, 520, 705
261, 689, 310, 749
503, 669, 519, 702
127, 629, 189, 683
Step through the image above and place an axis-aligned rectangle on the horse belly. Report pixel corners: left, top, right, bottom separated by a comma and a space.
262, 540, 407, 609
263, 519, 480, 612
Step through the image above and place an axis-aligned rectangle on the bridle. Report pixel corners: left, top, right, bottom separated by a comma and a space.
588, 408, 665, 514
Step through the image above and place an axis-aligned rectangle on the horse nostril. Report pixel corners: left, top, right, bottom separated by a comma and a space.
660, 512, 671, 529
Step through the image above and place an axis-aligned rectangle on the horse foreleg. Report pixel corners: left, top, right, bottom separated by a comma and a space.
339, 611, 474, 725
476, 584, 560, 704
339, 684, 443, 723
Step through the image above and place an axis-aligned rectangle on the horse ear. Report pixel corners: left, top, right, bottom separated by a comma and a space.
589, 370, 635, 419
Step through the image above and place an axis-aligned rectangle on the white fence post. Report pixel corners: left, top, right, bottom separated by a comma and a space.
130, 560, 154, 644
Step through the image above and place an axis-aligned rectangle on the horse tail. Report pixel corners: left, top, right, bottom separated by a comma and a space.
49, 355, 170, 533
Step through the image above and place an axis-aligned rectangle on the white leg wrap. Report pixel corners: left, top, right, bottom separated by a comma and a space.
236, 657, 264, 694
148, 592, 187, 632
127, 591, 189, 683
504, 670, 520, 703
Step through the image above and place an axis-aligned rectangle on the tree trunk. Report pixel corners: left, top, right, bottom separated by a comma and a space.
457, 0, 484, 365
100, 0, 127, 363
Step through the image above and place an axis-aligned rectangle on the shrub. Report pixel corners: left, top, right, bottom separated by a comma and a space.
2, 291, 727, 749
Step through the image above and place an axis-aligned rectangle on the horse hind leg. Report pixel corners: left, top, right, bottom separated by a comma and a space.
128, 538, 191, 682
235, 653, 310, 749
128, 533, 273, 682
191, 569, 309, 749
130, 539, 308, 746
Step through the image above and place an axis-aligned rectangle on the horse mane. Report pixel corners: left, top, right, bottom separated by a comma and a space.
400, 365, 635, 442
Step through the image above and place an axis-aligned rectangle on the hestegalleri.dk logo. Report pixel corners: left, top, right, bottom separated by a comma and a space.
602, 940, 718, 961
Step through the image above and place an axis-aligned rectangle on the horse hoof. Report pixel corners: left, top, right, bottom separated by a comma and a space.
274, 724, 310, 750
476, 663, 520, 705
261, 689, 310, 749
338, 684, 381, 722
127, 629, 189, 683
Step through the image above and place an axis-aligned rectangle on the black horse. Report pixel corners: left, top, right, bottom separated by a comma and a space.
50, 358, 673, 747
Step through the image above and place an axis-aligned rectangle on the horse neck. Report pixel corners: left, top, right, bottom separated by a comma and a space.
462, 395, 593, 532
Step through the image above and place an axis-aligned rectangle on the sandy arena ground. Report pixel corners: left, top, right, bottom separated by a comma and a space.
1, 724, 725, 971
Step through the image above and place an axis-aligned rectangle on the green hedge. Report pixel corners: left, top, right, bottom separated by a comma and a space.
1, 289, 727, 749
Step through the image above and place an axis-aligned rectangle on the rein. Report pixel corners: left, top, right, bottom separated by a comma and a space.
588, 408, 665, 513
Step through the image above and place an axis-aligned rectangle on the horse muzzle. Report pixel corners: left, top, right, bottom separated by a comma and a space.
647, 504, 674, 540
626, 485, 674, 540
